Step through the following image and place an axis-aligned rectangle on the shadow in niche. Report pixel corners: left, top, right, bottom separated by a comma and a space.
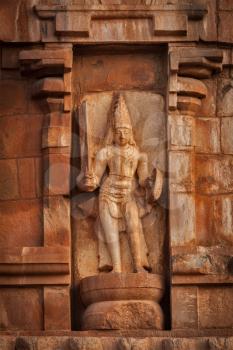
161, 211, 171, 331
70, 44, 171, 331
155, 174, 171, 331
70, 108, 84, 330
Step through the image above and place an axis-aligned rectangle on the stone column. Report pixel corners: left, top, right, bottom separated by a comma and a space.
19, 44, 73, 330
168, 45, 231, 329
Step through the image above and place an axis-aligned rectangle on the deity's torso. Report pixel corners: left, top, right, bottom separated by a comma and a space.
107, 145, 139, 178
98, 145, 140, 200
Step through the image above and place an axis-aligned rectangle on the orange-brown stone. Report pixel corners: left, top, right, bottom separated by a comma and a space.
0, 115, 43, 158
0, 199, 43, 248
0, 0, 233, 341
0, 159, 19, 200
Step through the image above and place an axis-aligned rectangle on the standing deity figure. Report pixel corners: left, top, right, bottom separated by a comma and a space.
77, 94, 162, 273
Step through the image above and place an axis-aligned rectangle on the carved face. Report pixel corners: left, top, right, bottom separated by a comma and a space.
114, 127, 131, 146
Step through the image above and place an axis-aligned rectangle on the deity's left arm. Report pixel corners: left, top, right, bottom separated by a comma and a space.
137, 152, 149, 187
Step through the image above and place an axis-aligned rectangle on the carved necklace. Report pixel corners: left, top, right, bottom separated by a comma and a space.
112, 145, 135, 159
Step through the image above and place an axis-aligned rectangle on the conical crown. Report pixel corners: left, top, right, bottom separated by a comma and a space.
113, 94, 132, 130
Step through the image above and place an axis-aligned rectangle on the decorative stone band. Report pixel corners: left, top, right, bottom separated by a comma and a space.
35, 1, 207, 42
0, 247, 70, 285
172, 246, 233, 278
9, 334, 233, 350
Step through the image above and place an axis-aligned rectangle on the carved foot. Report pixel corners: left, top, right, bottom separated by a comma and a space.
111, 266, 122, 273
134, 266, 149, 273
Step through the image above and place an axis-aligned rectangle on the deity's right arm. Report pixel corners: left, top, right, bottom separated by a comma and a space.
76, 147, 108, 192
93, 147, 108, 185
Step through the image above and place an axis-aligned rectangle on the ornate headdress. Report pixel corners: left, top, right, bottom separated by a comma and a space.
104, 93, 136, 146
112, 94, 132, 130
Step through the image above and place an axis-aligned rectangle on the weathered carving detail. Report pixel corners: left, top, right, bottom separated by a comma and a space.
167, 45, 231, 331
77, 94, 162, 273
35, 1, 207, 42
80, 273, 164, 330
169, 47, 223, 111
15, 338, 33, 350
17, 45, 73, 330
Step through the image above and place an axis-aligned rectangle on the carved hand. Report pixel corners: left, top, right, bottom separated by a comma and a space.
143, 169, 163, 203
76, 172, 98, 192
83, 173, 98, 192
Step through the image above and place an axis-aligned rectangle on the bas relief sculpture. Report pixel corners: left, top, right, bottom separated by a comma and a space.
77, 93, 163, 274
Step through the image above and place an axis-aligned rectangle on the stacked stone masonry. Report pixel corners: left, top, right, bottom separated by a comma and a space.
0, 0, 233, 348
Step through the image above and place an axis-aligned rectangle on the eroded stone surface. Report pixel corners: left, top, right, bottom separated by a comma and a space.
218, 12, 233, 44
44, 196, 70, 246
195, 118, 220, 154
0, 0, 233, 338
170, 193, 196, 246
0, 159, 19, 200
171, 286, 198, 329
83, 300, 164, 330
0, 115, 43, 158
44, 287, 71, 330
0, 0, 40, 42
0, 199, 43, 248
217, 79, 233, 117
198, 287, 233, 329
221, 117, 233, 154
0, 288, 43, 331
196, 195, 233, 245
195, 155, 233, 194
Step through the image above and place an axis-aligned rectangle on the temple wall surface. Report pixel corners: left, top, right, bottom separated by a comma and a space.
0, 0, 233, 348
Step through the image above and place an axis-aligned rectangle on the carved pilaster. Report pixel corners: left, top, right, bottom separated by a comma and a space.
168, 45, 224, 329
168, 45, 223, 245
17, 44, 73, 330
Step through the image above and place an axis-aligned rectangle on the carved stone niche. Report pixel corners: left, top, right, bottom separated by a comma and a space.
71, 47, 168, 329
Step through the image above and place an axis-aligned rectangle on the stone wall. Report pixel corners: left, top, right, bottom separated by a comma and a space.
0, 44, 71, 330
0, 0, 233, 344
0, 46, 44, 330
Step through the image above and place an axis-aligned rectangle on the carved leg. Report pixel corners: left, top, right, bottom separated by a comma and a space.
99, 201, 121, 273
125, 200, 144, 273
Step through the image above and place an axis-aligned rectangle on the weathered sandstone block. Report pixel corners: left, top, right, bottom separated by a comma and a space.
0, 115, 43, 158
0, 288, 43, 331
221, 117, 233, 154
0, 159, 19, 200
0, 199, 43, 248
196, 155, 233, 194
195, 118, 220, 154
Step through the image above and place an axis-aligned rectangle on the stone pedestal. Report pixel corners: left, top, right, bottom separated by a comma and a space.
80, 273, 164, 330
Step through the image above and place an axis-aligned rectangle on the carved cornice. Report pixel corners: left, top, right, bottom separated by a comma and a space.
169, 46, 223, 113
0, 247, 70, 285
170, 47, 223, 79
19, 47, 72, 112
34, 0, 207, 42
